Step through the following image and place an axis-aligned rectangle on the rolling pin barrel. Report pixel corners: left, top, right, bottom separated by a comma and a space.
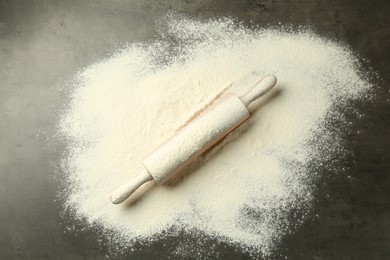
143, 94, 249, 184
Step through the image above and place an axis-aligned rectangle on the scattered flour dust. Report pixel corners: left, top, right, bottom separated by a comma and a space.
57, 17, 371, 258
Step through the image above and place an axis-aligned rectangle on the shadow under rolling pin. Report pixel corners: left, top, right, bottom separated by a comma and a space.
110, 74, 277, 204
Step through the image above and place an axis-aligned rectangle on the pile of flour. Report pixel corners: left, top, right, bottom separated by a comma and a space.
57, 17, 371, 257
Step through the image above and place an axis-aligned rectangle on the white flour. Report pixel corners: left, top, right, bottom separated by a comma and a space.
57, 17, 371, 257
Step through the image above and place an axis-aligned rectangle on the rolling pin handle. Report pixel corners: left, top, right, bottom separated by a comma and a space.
240, 74, 277, 107
110, 169, 153, 204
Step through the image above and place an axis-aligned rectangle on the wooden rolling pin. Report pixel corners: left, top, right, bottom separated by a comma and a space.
110, 74, 277, 204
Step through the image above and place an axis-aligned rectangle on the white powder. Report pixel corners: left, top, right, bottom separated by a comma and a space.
57, 17, 372, 257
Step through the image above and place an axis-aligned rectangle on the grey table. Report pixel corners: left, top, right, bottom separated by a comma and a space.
1, 0, 389, 259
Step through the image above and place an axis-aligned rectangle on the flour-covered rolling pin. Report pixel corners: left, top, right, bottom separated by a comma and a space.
110, 75, 277, 204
